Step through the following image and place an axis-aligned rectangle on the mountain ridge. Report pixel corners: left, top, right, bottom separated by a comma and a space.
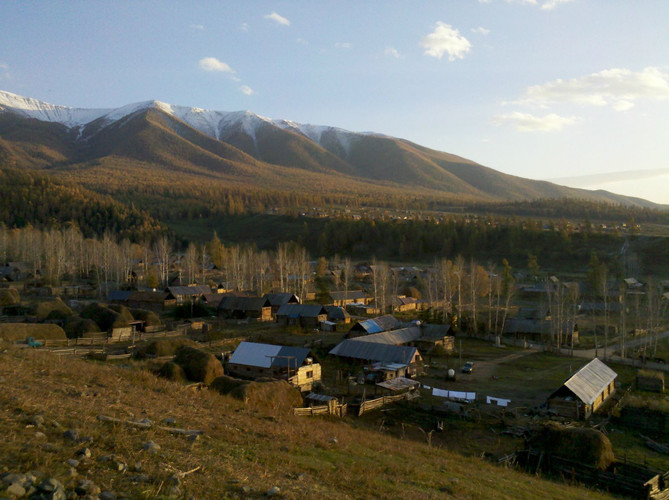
0, 89, 662, 210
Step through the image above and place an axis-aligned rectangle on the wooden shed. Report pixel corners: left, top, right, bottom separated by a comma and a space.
217, 296, 272, 321
547, 358, 617, 419
275, 304, 327, 328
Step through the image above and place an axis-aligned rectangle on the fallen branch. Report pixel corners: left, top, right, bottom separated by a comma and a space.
97, 415, 204, 436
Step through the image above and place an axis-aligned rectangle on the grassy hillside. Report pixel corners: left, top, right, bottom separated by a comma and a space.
0, 346, 615, 499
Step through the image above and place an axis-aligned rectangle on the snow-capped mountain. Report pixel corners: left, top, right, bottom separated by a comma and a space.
0, 89, 659, 208
0, 90, 360, 156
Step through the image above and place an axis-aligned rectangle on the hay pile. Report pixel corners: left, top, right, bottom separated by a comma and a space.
0, 323, 67, 341
63, 317, 101, 339
80, 303, 129, 331
33, 298, 74, 321
210, 375, 303, 413
108, 304, 135, 324
0, 287, 20, 306
530, 422, 614, 470
129, 308, 161, 326
134, 338, 198, 359
158, 361, 187, 383
173, 346, 223, 385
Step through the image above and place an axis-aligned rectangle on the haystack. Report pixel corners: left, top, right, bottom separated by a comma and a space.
158, 361, 187, 383
0, 323, 67, 342
530, 422, 614, 470
173, 346, 223, 385
129, 308, 162, 326
34, 298, 74, 320
134, 338, 198, 359
210, 375, 303, 413
80, 303, 129, 331
108, 304, 135, 324
0, 287, 20, 306
63, 317, 101, 339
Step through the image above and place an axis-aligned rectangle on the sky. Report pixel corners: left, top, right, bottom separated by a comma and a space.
1, 1, 669, 204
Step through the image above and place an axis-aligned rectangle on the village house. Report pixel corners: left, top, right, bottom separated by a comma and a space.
327, 290, 371, 307
227, 341, 321, 391
217, 296, 273, 322
167, 285, 211, 305
262, 292, 300, 315
547, 358, 617, 419
347, 315, 401, 337
108, 290, 177, 312
275, 304, 328, 329
328, 339, 423, 377
503, 317, 578, 346
324, 305, 351, 324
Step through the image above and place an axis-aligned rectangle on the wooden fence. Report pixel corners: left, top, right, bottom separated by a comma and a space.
358, 390, 419, 416
42, 329, 184, 348
293, 400, 347, 418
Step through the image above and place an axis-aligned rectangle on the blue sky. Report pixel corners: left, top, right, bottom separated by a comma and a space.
2, 1, 669, 203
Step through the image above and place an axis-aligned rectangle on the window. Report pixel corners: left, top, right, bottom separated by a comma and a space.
306, 371, 313, 379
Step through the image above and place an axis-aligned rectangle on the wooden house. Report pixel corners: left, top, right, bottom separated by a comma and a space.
262, 292, 300, 315
503, 317, 578, 345
217, 296, 272, 321
227, 341, 321, 391
327, 290, 371, 307
275, 304, 327, 328
347, 315, 401, 337
547, 358, 617, 419
324, 305, 351, 324
329, 337, 423, 374
167, 285, 211, 304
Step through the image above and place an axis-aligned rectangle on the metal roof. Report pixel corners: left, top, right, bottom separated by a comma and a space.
329, 340, 418, 365
377, 377, 420, 392
276, 304, 327, 318
262, 293, 300, 306
329, 290, 368, 301
107, 290, 132, 301
228, 342, 312, 369
218, 296, 270, 312
350, 315, 400, 334
354, 326, 422, 345
167, 285, 211, 296
562, 358, 617, 405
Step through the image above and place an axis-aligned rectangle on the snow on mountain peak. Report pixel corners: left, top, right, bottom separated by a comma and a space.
0, 90, 366, 152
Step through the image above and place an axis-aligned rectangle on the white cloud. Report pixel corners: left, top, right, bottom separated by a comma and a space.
335, 42, 352, 49
239, 85, 254, 96
516, 67, 669, 110
240, 22, 249, 32
189, 24, 205, 31
198, 57, 234, 73
541, 0, 576, 10
421, 22, 471, 61
0, 62, 10, 80
296, 38, 308, 45
384, 46, 403, 59
264, 12, 290, 26
506, 0, 538, 5
492, 112, 580, 132
471, 26, 490, 36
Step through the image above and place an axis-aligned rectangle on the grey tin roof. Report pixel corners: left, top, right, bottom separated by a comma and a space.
562, 358, 617, 405
329, 340, 418, 365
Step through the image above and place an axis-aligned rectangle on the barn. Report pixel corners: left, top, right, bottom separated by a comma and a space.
547, 358, 617, 419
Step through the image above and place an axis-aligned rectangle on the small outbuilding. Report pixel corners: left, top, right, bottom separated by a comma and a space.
275, 304, 327, 328
547, 358, 617, 419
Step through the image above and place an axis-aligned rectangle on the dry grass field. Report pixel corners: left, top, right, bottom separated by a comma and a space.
0, 343, 619, 499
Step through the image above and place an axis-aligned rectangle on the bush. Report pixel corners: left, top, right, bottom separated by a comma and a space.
173, 346, 223, 385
